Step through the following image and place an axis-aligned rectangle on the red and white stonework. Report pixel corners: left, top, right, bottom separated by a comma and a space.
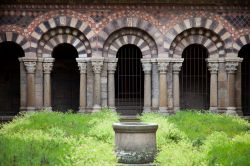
0, 2, 250, 117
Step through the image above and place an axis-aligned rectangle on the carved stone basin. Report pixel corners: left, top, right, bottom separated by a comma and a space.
113, 122, 158, 164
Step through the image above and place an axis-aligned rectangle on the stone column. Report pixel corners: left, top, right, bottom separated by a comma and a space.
172, 59, 183, 112
207, 59, 219, 112
157, 59, 170, 114
92, 58, 104, 112
42, 58, 54, 111
107, 58, 118, 110
141, 59, 152, 113
225, 59, 241, 115
76, 58, 88, 113
23, 58, 37, 111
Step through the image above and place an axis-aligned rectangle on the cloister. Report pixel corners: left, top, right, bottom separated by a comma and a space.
0, 1, 250, 118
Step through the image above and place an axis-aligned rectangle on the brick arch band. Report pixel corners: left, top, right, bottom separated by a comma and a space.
37, 27, 91, 58
97, 17, 164, 57
30, 16, 94, 55
0, 32, 29, 53
165, 17, 233, 56
40, 34, 89, 58
233, 34, 250, 53
170, 28, 225, 58
103, 28, 158, 58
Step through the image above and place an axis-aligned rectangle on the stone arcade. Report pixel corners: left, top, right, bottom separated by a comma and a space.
0, 1, 250, 118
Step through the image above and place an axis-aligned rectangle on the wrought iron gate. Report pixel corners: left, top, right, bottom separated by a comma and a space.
115, 44, 144, 115
180, 44, 210, 110
239, 44, 250, 116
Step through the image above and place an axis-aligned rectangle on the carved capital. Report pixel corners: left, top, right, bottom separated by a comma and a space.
92, 58, 104, 74
172, 62, 182, 73
225, 62, 238, 73
78, 62, 87, 74
142, 63, 152, 74
107, 58, 118, 73
43, 63, 53, 74
23, 58, 37, 74
158, 62, 169, 73
207, 62, 219, 74
43, 58, 54, 74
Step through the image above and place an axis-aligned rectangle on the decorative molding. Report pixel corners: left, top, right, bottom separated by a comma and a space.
43, 62, 53, 74
171, 58, 184, 72
225, 58, 243, 73
207, 62, 219, 74
76, 58, 89, 74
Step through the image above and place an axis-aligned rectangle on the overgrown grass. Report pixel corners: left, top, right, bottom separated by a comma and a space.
141, 110, 250, 166
0, 109, 118, 166
0, 109, 250, 166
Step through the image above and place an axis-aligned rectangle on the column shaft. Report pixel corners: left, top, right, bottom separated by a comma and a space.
108, 71, 115, 108
210, 73, 218, 110
43, 73, 51, 108
144, 72, 151, 112
159, 72, 168, 111
23, 59, 37, 111
173, 72, 180, 111
79, 73, 87, 111
228, 73, 236, 107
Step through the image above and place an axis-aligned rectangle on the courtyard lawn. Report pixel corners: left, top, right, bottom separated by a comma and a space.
0, 110, 250, 166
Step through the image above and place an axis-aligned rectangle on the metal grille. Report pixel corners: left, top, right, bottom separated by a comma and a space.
115, 44, 144, 115
51, 43, 80, 112
239, 44, 250, 116
180, 44, 210, 110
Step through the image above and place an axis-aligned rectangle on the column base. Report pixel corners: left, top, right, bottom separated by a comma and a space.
92, 104, 101, 112
108, 107, 116, 112
43, 107, 52, 111
158, 107, 169, 115
226, 107, 237, 115
143, 107, 151, 113
26, 107, 36, 112
236, 107, 243, 116
78, 107, 86, 113
209, 107, 218, 113
19, 107, 27, 112
173, 107, 180, 113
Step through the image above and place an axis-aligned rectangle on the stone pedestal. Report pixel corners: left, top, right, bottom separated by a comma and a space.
23, 58, 37, 111
77, 58, 88, 113
141, 59, 152, 113
107, 58, 118, 110
225, 59, 241, 115
42, 58, 54, 111
92, 58, 104, 112
157, 59, 170, 114
207, 59, 219, 112
172, 59, 183, 112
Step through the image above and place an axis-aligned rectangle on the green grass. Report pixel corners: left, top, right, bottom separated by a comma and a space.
0, 109, 250, 166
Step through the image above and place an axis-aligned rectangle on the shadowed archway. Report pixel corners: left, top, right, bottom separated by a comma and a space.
51, 43, 80, 112
0, 42, 24, 115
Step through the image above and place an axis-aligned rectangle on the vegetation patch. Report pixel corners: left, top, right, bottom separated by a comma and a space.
0, 109, 250, 165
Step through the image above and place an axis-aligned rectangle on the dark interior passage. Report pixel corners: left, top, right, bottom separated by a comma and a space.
115, 44, 144, 115
51, 43, 79, 112
0, 42, 24, 115
180, 44, 210, 110
239, 44, 250, 116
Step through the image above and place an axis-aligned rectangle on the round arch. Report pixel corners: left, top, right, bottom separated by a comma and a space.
233, 34, 250, 54
103, 28, 158, 58
97, 17, 164, 56
30, 15, 94, 55
0, 32, 29, 53
169, 28, 225, 58
37, 27, 91, 58
165, 17, 233, 56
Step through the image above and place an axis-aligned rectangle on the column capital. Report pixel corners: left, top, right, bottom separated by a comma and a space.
107, 58, 118, 73
76, 58, 89, 74
23, 57, 37, 74
225, 58, 242, 74
207, 60, 219, 74
43, 58, 54, 74
157, 58, 170, 73
91, 57, 104, 74
141, 59, 152, 74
